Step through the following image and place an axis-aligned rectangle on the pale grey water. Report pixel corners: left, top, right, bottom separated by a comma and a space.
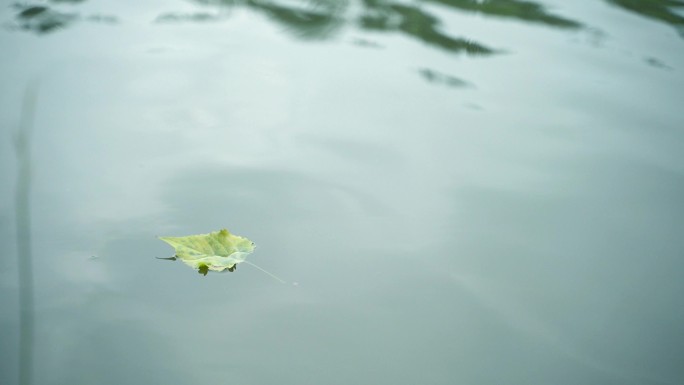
1, 1, 684, 384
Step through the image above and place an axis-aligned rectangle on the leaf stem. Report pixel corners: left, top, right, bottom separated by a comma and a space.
243, 261, 286, 284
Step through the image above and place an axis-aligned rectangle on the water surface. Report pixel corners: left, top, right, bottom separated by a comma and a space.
1, 1, 684, 384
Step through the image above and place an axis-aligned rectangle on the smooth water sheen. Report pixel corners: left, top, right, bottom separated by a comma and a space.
1, 1, 683, 384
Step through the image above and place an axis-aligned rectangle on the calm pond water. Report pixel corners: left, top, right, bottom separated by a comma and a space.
2, 1, 684, 384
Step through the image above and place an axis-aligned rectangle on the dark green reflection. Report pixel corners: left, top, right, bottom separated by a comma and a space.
360, 0, 494, 54
418, 68, 470, 88
11, 3, 117, 34
14, 5, 78, 34
86, 14, 119, 24
156, 0, 684, 43
179, 0, 495, 53
606, 0, 684, 37
156, 12, 224, 23
7, 0, 589, 89
419, 0, 582, 28
249, 0, 346, 39
9, 0, 586, 54
181, 0, 347, 39
181, 0, 584, 53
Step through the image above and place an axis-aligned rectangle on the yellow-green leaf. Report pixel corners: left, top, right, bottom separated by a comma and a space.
159, 229, 255, 275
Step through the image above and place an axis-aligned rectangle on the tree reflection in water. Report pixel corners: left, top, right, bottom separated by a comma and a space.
419, 0, 582, 28
9, 0, 583, 48
360, 0, 495, 55
7, 1, 681, 93
607, 0, 684, 37
9, 0, 684, 40
12, 5, 78, 33
11, 3, 117, 34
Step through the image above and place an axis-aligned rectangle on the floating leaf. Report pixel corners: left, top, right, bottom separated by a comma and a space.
159, 229, 255, 276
